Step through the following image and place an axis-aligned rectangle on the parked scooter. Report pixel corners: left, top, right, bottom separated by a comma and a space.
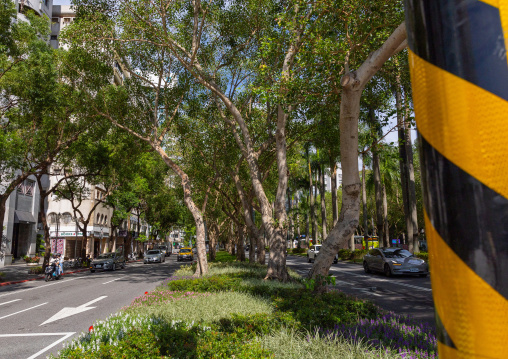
44, 262, 61, 282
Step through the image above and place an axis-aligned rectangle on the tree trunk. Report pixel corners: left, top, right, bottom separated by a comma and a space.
404, 100, 419, 253
156, 147, 208, 275
372, 136, 384, 244
395, 79, 413, 251
309, 85, 362, 282
237, 225, 245, 261
287, 189, 293, 248
308, 21, 407, 284
319, 165, 327, 240
209, 222, 218, 261
362, 160, 369, 238
331, 162, 338, 227
257, 227, 265, 265
382, 184, 390, 247
309, 165, 316, 244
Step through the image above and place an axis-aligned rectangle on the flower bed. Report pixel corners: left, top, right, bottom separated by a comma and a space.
324, 312, 437, 358
23, 255, 40, 264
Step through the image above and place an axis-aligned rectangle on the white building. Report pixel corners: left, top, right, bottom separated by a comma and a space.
1, 176, 41, 266
324, 164, 343, 193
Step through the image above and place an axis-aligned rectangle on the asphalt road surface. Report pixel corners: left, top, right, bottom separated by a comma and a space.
0, 257, 180, 359
285, 255, 435, 325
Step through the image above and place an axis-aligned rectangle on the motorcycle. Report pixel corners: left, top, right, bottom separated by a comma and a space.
45, 263, 61, 282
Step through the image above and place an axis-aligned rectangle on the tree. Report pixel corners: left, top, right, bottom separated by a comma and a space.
309, 7, 407, 285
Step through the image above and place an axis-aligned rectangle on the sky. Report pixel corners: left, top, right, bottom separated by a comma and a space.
53, 0, 71, 4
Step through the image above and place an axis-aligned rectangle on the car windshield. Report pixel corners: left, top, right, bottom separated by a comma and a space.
157, 247, 166, 250
147, 250, 160, 255
97, 253, 115, 259
314, 246, 321, 251
382, 249, 413, 258
180, 250, 191, 254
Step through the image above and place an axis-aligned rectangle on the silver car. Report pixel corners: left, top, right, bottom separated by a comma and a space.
363, 248, 429, 277
144, 249, 165, 264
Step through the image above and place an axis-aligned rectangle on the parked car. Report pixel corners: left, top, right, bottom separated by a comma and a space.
156, 245, 171, 257
90, 252, 125, 273
306, 245, 338, 264
177, 248, 194, 262
144, 249, 165, 264
363, 247, 429, 277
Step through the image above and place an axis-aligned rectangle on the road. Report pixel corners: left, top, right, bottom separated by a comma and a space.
285, 255, 435, 325
0, 257, 179, 359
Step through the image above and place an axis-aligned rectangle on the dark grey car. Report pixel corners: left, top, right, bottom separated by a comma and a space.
363, 248, 429, 277
90, 252, 125, 273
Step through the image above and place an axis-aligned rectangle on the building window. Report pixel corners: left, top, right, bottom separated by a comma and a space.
62, 213, 72, 224
104, 216, 108, 226
17, 179, 35, 197
49, 213, 57, 224
96, 213, 100, 224
63, 18, 71, 26
51, 35, 57, 41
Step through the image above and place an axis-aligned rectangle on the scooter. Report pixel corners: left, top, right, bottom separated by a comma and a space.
45, 263, 61, 282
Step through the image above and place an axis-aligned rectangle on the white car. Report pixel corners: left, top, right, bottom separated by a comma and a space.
307, 245, 338, 264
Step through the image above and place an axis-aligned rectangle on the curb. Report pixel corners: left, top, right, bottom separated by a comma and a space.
0, 259, 142, 287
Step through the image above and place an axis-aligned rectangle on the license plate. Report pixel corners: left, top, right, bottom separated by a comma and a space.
96, 265, 102, 268
410, 268, 418, 272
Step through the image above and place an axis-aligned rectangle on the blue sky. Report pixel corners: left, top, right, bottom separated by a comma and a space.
53, 0, 71, 4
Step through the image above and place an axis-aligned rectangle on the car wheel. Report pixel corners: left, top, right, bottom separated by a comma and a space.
90, 270, 95, 273
384, 264, 392, 277
122, 261, 126, 269
307, 255, 311, 263
112, 263, 116, 271
419, 273, 428, 278
363, 262, 371, 274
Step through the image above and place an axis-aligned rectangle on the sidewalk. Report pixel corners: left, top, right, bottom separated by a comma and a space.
0, 259, 141, 286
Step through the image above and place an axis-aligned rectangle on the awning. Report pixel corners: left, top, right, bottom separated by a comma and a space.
14, 211, 36, 224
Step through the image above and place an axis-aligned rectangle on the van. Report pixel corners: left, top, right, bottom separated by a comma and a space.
156, 244, 171, 257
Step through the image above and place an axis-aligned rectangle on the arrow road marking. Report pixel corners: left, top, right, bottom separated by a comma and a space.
40, 296, 107, 326
0, 299, 21, 306
0, 302, 47, 320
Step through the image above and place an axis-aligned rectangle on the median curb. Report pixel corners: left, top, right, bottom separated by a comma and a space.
0, 259, 142, 287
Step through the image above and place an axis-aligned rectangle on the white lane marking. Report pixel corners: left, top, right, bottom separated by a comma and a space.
0, 302, 47, 320
330, 268, 432, 292
0, 277, 86, 298
0, 299, 21, 306
102, 278, 121, 285
0, 332, 76, 359
40, 296, 107, 325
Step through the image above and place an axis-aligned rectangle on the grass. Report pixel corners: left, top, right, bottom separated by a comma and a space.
125, 291, 274, 324
259, 327, 400, 359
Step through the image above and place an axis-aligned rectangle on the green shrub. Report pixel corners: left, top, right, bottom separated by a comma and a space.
288, 248, 306, 254
214, 312, 299, 337
351, 249, 368, 262
28, 266, 43, 274
338, 249, 353, 260
272, 289, 379, 328
166, 274, 243, 292
415, 252, 429, 261
208, 251, 237, 262
196, 330, 271, 358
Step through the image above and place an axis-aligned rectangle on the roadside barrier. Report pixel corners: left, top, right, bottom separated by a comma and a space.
405, 0, 508, 358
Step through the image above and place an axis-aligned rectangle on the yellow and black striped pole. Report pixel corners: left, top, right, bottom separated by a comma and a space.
405, 0, 508, 358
